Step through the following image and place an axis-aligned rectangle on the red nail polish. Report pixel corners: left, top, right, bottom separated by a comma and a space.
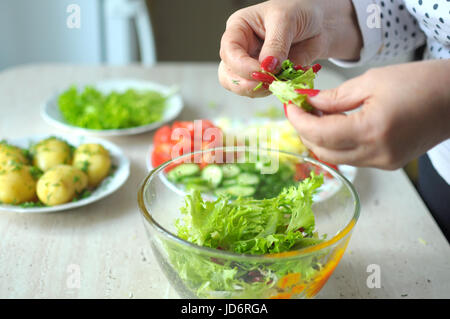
295, 89, 320, 97
261, 56, 279, 73
283, 104, 288, 117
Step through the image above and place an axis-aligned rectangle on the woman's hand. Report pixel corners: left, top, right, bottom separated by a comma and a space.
286, 60, 450, 170
218, 0, 362, 97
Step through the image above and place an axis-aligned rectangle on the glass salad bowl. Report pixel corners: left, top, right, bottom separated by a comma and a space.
138, 147, 360, 299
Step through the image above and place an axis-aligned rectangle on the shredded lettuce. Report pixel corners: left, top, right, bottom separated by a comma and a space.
254, 59, 317, 111
165, 172, 326, 298
58, 86, 168, 130
269, 68, 316, 111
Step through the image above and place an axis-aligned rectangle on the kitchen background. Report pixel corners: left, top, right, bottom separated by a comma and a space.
0, 0, 419, 179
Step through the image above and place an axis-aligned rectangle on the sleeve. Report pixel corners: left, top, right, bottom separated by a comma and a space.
331, 0, 426, 67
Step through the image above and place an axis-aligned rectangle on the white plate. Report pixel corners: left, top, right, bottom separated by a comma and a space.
41, 79, 184, 136
0, 134, 130, 213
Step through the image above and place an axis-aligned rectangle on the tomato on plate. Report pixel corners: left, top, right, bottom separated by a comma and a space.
151, 119, 223, 172
153, 125, 173, 146
151, 142, 173, 168
172, 121, 195, 138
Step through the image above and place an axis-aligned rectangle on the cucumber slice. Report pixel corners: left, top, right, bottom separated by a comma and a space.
221, 164, 240, 178
180, 176, 208, 185
224, 185, 256, 197
166, 164, 200, 182
237, 162, 257, 173
222, 178, 238, 187
201, 165, 223, 188
237, 173, 260, 186
185, 183, 210, 193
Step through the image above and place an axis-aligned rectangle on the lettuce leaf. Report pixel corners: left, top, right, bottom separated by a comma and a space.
176, 172, 324, 255
58, 86, 168, 130
269, 68, 316, 111
166, 172, 326, 298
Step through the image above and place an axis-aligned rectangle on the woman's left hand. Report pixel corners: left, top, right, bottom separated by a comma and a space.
286, 60, 450, 169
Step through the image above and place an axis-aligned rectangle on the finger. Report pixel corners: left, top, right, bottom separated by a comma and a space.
220, 24, 262, 79
300, 137, 371, 166
286, 104, 361, 150
308, 76, 369, 113
218, 61, 271, 98
287, 37, 326, 66
258, 11, 296, 70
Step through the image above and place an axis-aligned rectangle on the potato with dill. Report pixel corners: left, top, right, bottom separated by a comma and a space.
32, 137, 73, 171
73, 144, 111, 187
0, 141, 29, 167
0, 163, 38, 204
36, 165, 88, 206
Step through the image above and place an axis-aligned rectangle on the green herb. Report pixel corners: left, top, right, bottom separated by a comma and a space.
58, 86, 168, 130
231, 79, 240, 85
207, 101, 217, 109
73, 189, 92, 201
29, 166, 43, 181
253, 59, 317, 111
20, 201, 46, 208
80, 160, 90, 173
254, 105, 284, 119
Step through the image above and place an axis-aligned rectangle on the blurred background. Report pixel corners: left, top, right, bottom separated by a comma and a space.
0, 0, 418, 180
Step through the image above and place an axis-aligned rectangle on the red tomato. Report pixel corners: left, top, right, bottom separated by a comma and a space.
171, 135, 193, 157
295, 163, 311, 181
172, 121, 195, 138
153, 125, 173, 146
199, 119, 216, 132
151, 143, 173, 168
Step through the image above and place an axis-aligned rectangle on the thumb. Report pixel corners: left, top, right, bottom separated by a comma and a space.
308, 76, 368, 113
259, 14, 295, 71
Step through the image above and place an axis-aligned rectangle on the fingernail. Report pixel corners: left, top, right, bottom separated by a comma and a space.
283, 104, 288, 118
261, 56, 279, 73
295, 89, 321, 97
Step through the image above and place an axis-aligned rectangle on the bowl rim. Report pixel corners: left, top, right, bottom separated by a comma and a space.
138, 146, 360, 261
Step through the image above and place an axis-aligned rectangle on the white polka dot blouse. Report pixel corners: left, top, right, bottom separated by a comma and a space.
331, 0, 450, 184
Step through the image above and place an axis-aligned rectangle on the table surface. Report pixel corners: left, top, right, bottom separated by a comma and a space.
0, 63, 449, 299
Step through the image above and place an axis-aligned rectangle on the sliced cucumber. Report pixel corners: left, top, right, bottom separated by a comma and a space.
237, 162, 257, 173
221, 164, 240, 178
166, 163, 200, 182
185, 183, 210, 193
237, 173, 260, 186
222, 178, 238, 187
180, 176, 208, 185
201, 165, 223, 188
224, 185, 256, 197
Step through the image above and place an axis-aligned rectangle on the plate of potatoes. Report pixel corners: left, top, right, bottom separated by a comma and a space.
0, 134, 130, 213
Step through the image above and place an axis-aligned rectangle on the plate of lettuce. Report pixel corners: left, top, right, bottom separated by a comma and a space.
42, 79, 183, 136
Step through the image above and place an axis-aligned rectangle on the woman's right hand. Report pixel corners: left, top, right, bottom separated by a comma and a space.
218, 0, 362, 97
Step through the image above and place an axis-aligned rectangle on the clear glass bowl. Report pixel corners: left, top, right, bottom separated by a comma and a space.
138, 147, 360, 299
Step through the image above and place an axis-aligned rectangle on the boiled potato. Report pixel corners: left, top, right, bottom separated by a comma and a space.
73, 144, 111, 187
36, 165, 88, 206
32, 137, 73, 171
0, 164, 37, 204
0, 142, 29, 168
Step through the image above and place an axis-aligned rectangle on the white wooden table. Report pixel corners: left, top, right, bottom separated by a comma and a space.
0, 63, 449, 299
